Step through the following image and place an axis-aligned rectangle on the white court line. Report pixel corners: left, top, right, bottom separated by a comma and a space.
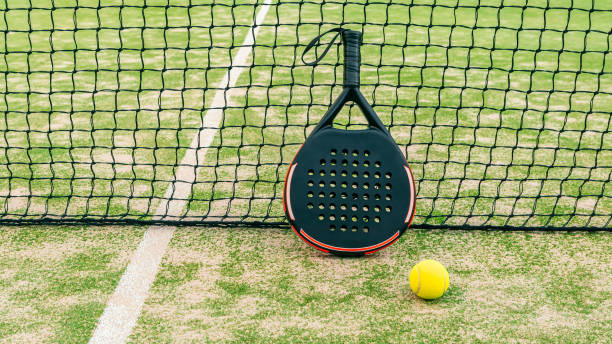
88, 2, 271, 342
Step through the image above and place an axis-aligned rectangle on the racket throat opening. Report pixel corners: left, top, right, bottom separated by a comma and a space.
331, 100, 371, 131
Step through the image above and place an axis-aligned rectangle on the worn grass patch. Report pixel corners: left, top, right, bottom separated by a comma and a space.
0, 226, 144, 344
130, 228, 611, 343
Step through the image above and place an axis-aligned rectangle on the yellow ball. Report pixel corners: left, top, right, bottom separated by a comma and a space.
409, 259, 450, 300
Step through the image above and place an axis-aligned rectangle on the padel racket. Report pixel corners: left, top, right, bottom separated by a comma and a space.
284, 28, 416, 256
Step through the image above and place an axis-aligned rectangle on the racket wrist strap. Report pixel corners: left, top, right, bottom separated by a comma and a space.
301, 28, 346, 66
342, 30, 361, 88
301, 28, 362, 88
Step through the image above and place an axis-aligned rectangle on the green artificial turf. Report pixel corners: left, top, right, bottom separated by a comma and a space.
128, 227, 611, 343
0, 226, 144, 344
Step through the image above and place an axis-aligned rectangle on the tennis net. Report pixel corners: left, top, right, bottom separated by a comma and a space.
0, 0, 610, 229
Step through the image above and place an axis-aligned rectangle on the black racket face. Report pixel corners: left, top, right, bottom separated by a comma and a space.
284, 127, 416, 256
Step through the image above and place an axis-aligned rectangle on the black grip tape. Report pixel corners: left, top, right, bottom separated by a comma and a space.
342, 30, 361, 88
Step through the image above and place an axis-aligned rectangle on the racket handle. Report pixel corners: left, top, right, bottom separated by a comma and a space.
342, 30, 361, 88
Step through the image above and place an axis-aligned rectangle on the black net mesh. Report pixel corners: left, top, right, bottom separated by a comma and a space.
0, 0, 610, 229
